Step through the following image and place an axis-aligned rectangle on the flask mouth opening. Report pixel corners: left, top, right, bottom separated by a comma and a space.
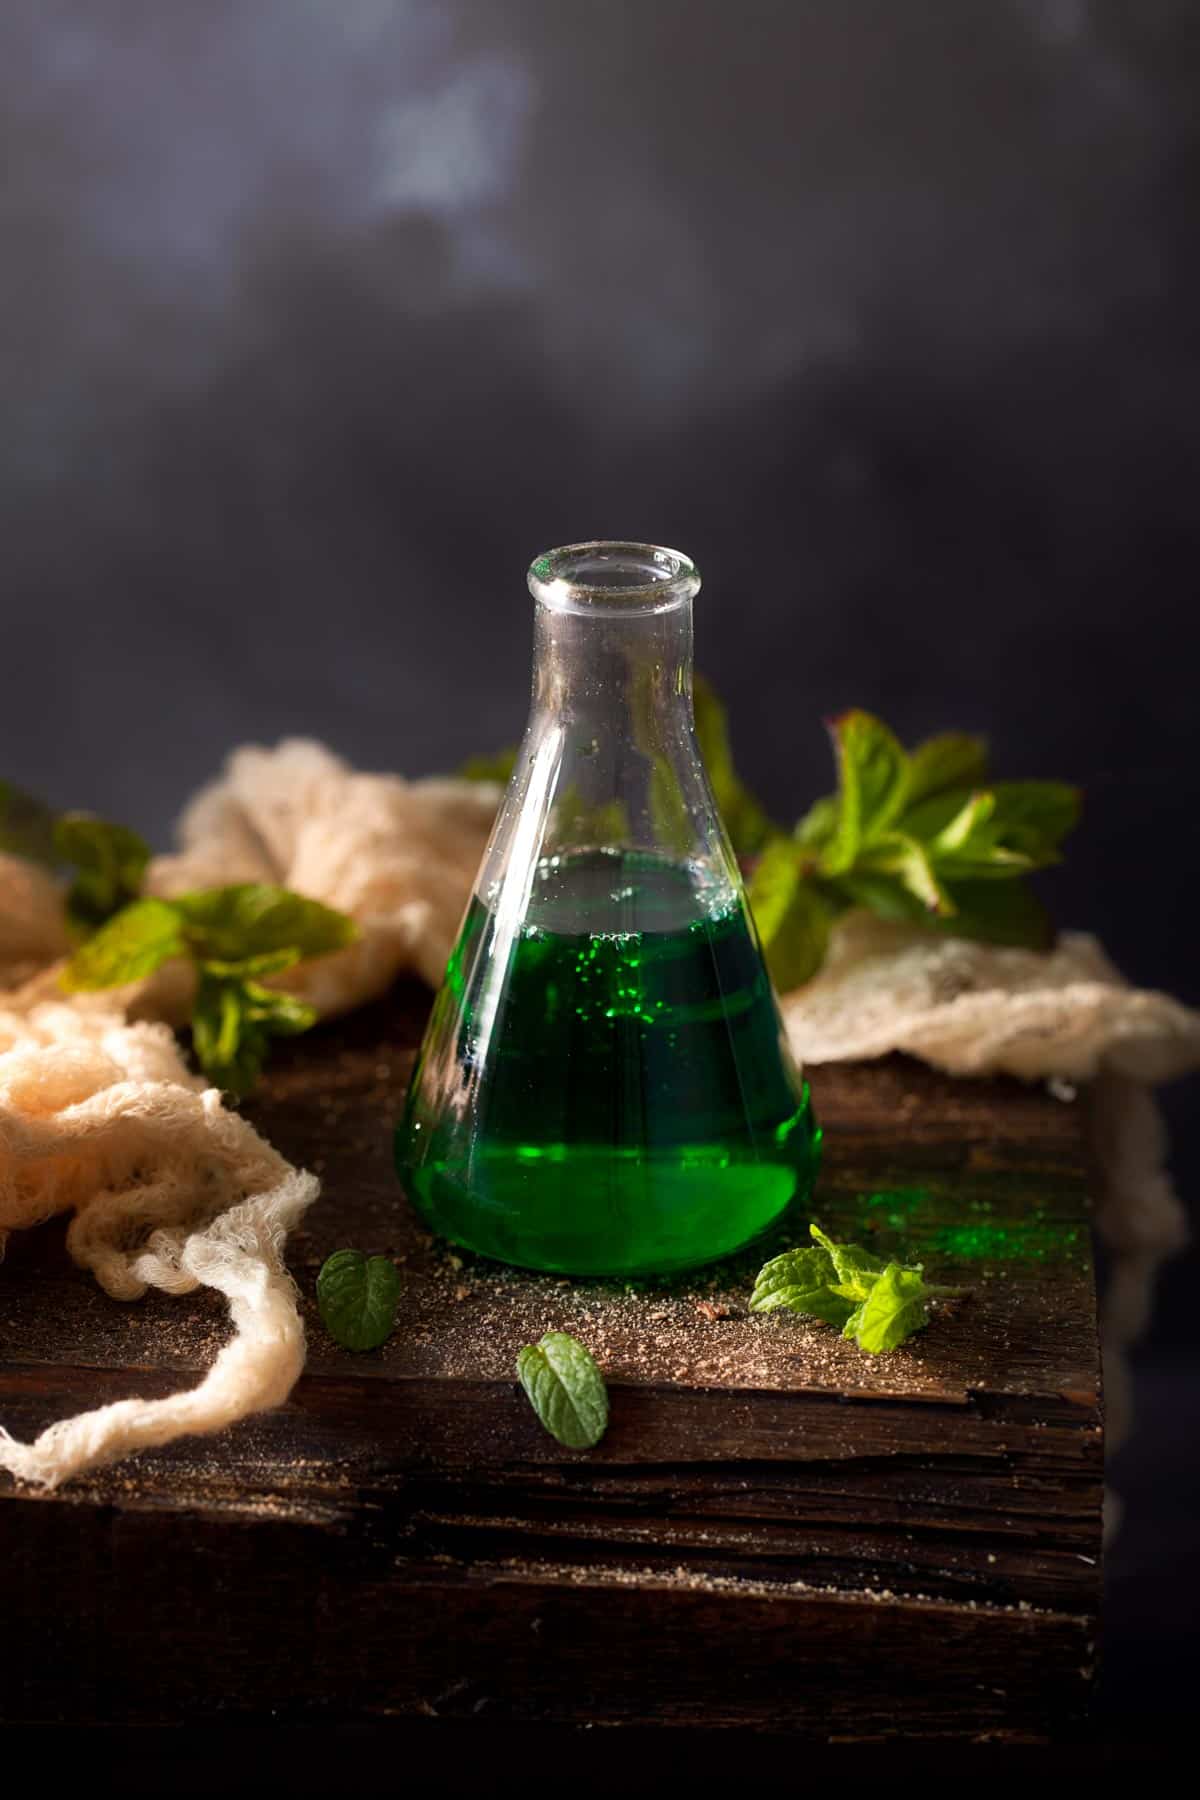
528, 541, 700, 616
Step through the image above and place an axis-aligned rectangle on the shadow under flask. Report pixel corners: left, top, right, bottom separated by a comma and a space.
395, 541, 820, 1276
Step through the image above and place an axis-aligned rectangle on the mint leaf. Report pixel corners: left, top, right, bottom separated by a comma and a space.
647, 755, 696, 857
172, 884, 357, 964
192, 968, 318, 1095
202, 948, 301, 980
693, 674, 776, 858
933, 878, 1052, 949
748, 1245, 854, 1326
317, 1249, 402, 1352
901, 787, 997, 855
517, 1330, 609, 1449
905, 782, 1078, 878
844, 1261, 965, 1354
809, 1223, 885, 1301
54, 813, 151, 933
461, 746, 519, 784
986, 781, 1081, 859
60, 897, 186, 991
844, 1261, 933, 1353
832, 872, 928, 923
821, 711, 910, 874
747, 837, 836, 990
191, 973, 248, 1091
905, 732, 989, 806
0, 779, 59, 867
793, 794, 839, 850
857, 831, 953, 914
551, 788, 630, 849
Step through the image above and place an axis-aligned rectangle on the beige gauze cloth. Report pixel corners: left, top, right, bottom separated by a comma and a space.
2, 737, 1198, 1486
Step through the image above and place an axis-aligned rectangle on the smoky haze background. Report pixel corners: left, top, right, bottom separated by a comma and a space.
2, 0, 1198, 1737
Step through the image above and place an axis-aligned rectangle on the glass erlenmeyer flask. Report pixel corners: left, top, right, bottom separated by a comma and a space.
395, 541, 819, 1275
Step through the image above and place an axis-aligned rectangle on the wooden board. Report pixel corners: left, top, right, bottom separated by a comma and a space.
0, 984, 1102, 1741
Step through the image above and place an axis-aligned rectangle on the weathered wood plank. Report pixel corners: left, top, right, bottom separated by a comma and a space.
7, 1498, 1094, 1736
0, 983, 1103, 1738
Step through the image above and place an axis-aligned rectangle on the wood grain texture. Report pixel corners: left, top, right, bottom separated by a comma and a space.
0, 983, 1102, 1740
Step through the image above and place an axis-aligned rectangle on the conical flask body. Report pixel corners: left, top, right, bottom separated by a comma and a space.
396, 544, 819, 1275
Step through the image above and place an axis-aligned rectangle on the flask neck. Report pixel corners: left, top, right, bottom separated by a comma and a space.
530, 598, 695, 745
473, 541, 737, 904
524, 540, 702, 754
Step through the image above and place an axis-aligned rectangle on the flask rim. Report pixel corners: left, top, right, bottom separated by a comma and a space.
528, 541, 700, 616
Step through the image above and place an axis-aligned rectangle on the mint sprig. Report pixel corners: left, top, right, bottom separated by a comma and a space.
517, 1330, 609, 1449
750, 1222, 966, 1355
62, 881, 357, 1094
748, 710, 1080, 987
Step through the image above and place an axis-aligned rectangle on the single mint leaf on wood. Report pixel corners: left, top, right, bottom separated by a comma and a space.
517, 1330, 609, 1449
317, 1249, 402, 1352
60, 896, 186, 991
821, 711, 910, 875
55, 813, 151, 933
749, 1246, 855, 1327
747, 837, 836, 991
172, 884, 357, 965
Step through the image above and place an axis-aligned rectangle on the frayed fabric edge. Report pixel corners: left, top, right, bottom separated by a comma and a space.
0, 1170, 317, 1490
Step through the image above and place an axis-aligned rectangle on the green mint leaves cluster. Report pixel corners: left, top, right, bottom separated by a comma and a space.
62, 881, 357, 1095
751, 1223, 964, 1354
749, 712, 1080, 989
3, 778, 357, 1093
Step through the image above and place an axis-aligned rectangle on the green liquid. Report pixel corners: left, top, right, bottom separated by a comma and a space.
396, 849, 819, 1275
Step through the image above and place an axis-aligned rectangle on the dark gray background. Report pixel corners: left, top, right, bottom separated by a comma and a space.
2, 0, 1197, 1742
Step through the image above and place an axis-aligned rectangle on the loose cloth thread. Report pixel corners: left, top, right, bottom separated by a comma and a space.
1, 739, 1197, 1485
